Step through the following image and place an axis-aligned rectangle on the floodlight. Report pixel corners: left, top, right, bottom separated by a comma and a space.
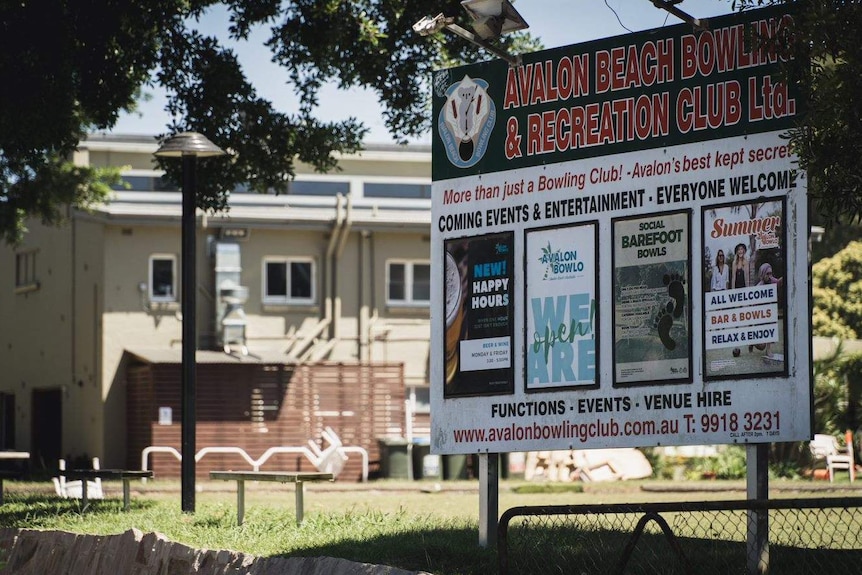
412, 0, 529, 67
461, 0, 528, 40
651, 0, 708, 31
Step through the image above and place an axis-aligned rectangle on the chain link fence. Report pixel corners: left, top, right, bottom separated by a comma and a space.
499, 497, 862, 574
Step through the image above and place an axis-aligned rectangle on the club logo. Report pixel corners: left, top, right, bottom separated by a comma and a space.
538, 242, 585, 280
438, 75, 495, 168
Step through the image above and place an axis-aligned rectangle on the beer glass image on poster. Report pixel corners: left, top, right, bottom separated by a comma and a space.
443, 232, 514, 397
613, 211, 691, 385
703, 199, 786, 379
525, 223, 598, 391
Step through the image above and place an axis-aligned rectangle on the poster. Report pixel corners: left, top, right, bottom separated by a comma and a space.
443, 231, 514, 397
525, 223, 598, 391
702, 199, 787, 379
613, 211, 691, 385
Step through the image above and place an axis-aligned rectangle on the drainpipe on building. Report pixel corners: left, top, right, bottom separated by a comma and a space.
303, 196, 351, 362
286, 194, 345, 362
366, 232, 380, 362
325, 194, 345, 334
332, 195, 352, 341
358, 230, 371, 362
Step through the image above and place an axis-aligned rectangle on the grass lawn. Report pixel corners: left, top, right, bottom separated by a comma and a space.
1, 477, 860, 574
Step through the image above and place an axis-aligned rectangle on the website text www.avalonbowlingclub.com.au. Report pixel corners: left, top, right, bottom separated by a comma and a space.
451, 394, 781, 445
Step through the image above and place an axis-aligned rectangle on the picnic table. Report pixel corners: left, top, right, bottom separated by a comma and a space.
210, 470, 334, 525
65, 469, 154, 511
0, 451, 30, 461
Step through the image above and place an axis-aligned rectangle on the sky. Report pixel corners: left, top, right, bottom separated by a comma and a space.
108, 0, 735, 145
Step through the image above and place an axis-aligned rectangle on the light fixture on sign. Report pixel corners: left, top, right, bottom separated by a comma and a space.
460, 0, 528, 40
651, 0, 708, 31
413, 0, 529, 67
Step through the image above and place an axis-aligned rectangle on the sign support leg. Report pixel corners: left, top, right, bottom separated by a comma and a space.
478, 453, 499, 548
746, 443, 769, 574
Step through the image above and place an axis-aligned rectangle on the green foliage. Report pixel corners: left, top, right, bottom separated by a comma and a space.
0, 1, 180, 244
812, 241, 862, 339
771, 346, 862, 471
690, 447, 748, 480
734, 1, 862, 223
0, 1, 542, 245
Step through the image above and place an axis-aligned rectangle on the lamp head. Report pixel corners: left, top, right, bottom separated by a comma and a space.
154, 132, 226, 158
461, 0, 528, 40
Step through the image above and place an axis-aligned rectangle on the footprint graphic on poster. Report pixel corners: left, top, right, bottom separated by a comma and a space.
664, 273, 686, 318
653, 303, 677, 350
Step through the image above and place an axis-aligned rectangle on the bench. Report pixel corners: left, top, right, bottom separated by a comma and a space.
209, 470, 334, 525
65, 469, 154, 511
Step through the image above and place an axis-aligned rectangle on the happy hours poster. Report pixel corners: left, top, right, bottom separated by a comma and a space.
443, 232, 514, 397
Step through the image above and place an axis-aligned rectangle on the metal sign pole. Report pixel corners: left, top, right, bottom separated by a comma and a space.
478, 452, 499, 548
746, 443, 769, 574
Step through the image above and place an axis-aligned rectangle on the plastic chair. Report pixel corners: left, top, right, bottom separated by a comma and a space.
52, 457, 104, 499
809, 433, 855, 482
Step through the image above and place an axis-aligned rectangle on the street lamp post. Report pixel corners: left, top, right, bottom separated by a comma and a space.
154, 132, 226, 513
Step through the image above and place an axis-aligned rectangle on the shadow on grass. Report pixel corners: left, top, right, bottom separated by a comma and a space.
273, 520, 497, 575
0, 493, 157, 528
501, 523, 862, 575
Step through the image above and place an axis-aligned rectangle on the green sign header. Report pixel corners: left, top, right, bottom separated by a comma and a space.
432, 6, 797, 181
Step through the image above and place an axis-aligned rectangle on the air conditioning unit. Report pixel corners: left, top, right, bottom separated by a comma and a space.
213, 242, 249, 355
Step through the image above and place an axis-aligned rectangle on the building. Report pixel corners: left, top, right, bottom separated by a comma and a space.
0, 134, 432, 479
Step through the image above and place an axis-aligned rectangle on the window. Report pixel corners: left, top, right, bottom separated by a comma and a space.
0, 393, 14, 449
364, 182, 431, 199
14, 250, 39, 291
149, 255, 176, 301
229, 179, 349, 195
387, 261, 430, 306
410, 386, 431, 414
288, 180, 349, 196
111, 175, 178, 192
263, 257, 315, 304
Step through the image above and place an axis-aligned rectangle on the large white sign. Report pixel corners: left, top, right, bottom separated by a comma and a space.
431, 7, 810, 455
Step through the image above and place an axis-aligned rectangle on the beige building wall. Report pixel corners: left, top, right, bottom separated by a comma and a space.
0, 219, 79, 458
69, 218, 106, 459
1, 136, 433, 468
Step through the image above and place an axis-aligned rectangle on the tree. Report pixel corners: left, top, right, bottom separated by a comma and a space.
0, 0, 540, 245
734, 0, 862, 223
812, 241, 862, 339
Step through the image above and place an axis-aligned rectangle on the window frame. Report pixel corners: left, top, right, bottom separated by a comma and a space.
262, 256, 316, 305
14, 249, 39, 293
386, 259, 431, 307
363, 181, 432, 200
149, 254, 177, 302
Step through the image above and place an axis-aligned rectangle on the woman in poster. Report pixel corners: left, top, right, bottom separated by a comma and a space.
731, 243, 749, 289
756, 262, 783, 288
755, 262, 783, 358
711, 249, 728, 292
731, 243, 748, 356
